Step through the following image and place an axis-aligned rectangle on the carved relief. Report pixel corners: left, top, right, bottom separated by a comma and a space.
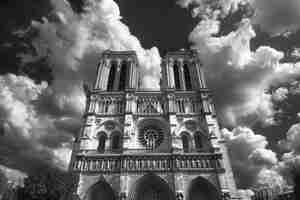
72, 154, 223, 173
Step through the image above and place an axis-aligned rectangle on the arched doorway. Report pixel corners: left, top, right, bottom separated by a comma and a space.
129, 173, 175, 200
85, 180, 116, 200
187, 177, 221, 200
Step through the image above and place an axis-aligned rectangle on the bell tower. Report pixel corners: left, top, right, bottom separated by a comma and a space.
69, 49, 241, 200
94, 50, 139, 91
161, 50, 240, 199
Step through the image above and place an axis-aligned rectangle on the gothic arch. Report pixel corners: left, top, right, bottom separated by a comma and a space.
194, 131, 203, 150
173, 61, 181, 90
84, 179, 116, 200
128, 173, 175, 200
183, 63, 192, 90
119, 60, 127, 90
180, 132, 192, 153
97, 120, 123, 135
186, 176, 221, 200
97, 131, 107, 152
111, 131, 122, 151
107, 61, 117, 91
176, 120, 206, 135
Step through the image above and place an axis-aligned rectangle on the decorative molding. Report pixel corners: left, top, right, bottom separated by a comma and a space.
71, 153, 224, 174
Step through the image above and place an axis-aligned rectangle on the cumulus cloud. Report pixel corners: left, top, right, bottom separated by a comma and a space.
176, 0, 247, 19
0, 0, 162, 183
222, 127, 285, 188
177, 0, 300, 34
0, 74, 75, 176
186, 13, 300, 126
0, 165, 26, 187
27, 0, 161, 90
272, 87, 289, 102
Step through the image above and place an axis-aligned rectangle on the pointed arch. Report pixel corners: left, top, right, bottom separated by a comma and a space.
119, 60, 127, 90
84, 179, 116, 200
183, 63, 192, 90
173, 61, 181, 90
128, 173, 175, 200
180, 132, 191, 153
187, 176, 221, 200
97, 132, 107, 152
107, 61, 117, 91
111, 131, 122, 151
194, 131, 203, 150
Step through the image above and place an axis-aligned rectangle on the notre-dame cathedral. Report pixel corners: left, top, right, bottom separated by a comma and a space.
69, 50, 241, 200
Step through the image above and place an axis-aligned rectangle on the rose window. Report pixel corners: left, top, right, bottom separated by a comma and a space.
139, 126, 164, 150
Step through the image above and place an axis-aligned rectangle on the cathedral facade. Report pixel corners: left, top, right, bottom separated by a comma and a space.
69, 50, 241, 200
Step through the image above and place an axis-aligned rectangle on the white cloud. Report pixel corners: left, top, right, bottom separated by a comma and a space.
222, 127, 284, 188
0, 165, 27, 187
177, 0, 300, 34
272, 87, 289, 102
187, 17, 300, 126
0, 0, 162, 180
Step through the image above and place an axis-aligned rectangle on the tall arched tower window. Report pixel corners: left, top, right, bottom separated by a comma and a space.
111, 132, 121, 151
194, 131, 203, 150
181, 133, 190, 153
183, 63, 192, 90
107, 62, 117, 91
173, 62, 181, 90
98, 132, 107, 152
119, 61, 127, 90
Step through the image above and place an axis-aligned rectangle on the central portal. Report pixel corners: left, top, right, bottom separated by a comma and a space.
129, 174, 175, 200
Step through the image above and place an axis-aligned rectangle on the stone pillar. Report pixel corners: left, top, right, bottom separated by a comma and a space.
94, 60, 103, 89
168, 59, 175, 89
195, 61, 206, 88
131, 60, 137, 89
201, 92, 240, 199
101, 59, 111, 90
113, 60, 122, 90
178, 60, 186, 90
126, 59, 131, 89
174, 174, 185, 200
96, 59, 109, 90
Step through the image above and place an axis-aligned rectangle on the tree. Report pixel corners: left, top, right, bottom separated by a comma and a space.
16, 169, 73, 200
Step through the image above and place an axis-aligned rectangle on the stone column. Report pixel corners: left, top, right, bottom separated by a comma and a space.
101, 59, 111, 90
94, 60, 103, 89
126, 59, 132, 89
195, 61, 206, 88
133, 61, 138, 89
174, 174, 185, 200
97, 59, 108, 90
168, 59, 175, 89
178, 59, 186, 90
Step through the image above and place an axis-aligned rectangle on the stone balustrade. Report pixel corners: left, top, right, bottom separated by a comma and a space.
71, 153, 224, 173
87, 91, 208, 116
135, 91, 165, 115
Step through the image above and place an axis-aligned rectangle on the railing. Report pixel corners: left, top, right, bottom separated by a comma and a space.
87, 91, 206, 116
71, 153, 224, 173
169, 92, 203, 115
135, 92, 165, 115
89, 92, 125, 115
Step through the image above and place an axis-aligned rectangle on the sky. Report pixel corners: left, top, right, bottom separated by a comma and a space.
1, 0, 300, 195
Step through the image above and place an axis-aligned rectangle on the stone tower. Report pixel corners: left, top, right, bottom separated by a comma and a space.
69, 50, 241, 200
